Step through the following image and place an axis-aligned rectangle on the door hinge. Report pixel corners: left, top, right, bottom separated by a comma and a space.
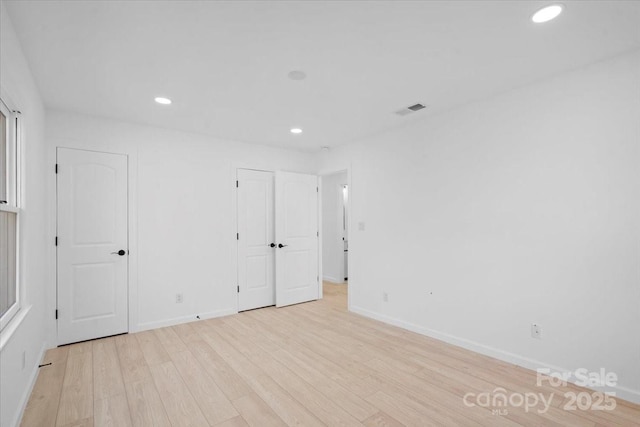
236, 180, 239, 188
55, 236, 58, 246
317, 231, 319, 237
237, 233, 239, 240
55, 164, 58, 174
55, 309, 58, 320
237, 285, 240, 293
317, 187, 319, 192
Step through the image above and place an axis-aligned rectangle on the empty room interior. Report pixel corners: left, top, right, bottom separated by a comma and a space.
1, 1, 640, 426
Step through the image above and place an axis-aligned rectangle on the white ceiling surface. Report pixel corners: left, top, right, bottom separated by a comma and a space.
4, 1, 640, 151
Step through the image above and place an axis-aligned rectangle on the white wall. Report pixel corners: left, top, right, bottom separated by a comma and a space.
0, 4, 49, 427
45, 110, 316, 335
322, 171, 348, 283
318, 50, 640, 402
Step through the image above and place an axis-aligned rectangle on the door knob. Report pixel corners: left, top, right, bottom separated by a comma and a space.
278, 243, 288, 248
111, 249, 126, 256
270, 243, 276, 248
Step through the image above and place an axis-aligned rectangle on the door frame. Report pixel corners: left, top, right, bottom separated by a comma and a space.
319, 165, 352, 311
231, 163, 321, 312
52, 146, 137, 345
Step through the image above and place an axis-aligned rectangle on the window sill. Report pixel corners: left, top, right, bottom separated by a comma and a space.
0, 305, 32, 351
0, 205, 19, 214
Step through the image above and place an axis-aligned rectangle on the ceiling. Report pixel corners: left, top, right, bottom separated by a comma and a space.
4, 1, 640, 152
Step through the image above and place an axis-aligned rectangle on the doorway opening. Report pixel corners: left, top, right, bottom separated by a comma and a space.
321, 170, 349, 308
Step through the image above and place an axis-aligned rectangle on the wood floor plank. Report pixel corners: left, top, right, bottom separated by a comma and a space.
411, 364, 586, 427
272, 347, 378, 421
135, 330, 171, 366
365, 390, 444, 427
219, 334, 362, 426
362, 411, 405, 427
364, 358, 517, 426
218, 315, 369, 425
94, 393, 133, 427
67, 341, 93, 356
262, 307, 378, 377
198, 327, 325, 427
188, 338, 253, 401
115, 333, 152, 384
171, 321, 202, 344
56, 351, 93, 426
148, 361, 209, 427
93, 338, 126, 400
123, 379, 171, 427
245, 307, 383, 397
57, 417, 93, 427
154, 326, 188, 355
231, 393, 286, 427
215, 416, 250, 427
20, 283, 640, 427
170, 349, 239, 425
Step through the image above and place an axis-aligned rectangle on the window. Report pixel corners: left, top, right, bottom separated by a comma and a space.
0, 97, 19, 330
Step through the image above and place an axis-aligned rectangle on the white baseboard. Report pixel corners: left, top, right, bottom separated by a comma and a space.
350, 305, 640, 405
12, 340, 47, 427
135, 308, 237, 332
323, 276, 345, 284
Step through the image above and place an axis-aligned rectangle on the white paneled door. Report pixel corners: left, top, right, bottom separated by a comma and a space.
237, 169, 276, 311
275, 171, 319, 307
57, 148, 128, 345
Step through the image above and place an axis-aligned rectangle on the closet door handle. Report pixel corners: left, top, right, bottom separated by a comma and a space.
111, 249, 126, 256
278, 243, 288, 248
269, 243, 276, 248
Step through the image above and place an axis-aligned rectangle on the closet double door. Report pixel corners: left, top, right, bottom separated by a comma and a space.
237, 169, 319, 311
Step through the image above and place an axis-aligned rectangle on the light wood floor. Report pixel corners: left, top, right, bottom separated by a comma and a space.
22, 283, 640, 426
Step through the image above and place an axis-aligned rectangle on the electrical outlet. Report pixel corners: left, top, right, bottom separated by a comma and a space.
383, 292, 388, 302
175, 293, 183, 303
531, 323, 542, 339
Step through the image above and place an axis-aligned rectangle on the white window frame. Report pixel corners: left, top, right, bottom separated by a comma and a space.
0, 97, 21, 331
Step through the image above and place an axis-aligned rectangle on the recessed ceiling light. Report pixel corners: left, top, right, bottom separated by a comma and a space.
288, 70, 307, 81
531, 4, 563, 23
154, 97, 172, 105
290, 128, 303, 134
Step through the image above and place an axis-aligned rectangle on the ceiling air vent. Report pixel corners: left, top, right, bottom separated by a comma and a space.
394, 103, 427, 116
